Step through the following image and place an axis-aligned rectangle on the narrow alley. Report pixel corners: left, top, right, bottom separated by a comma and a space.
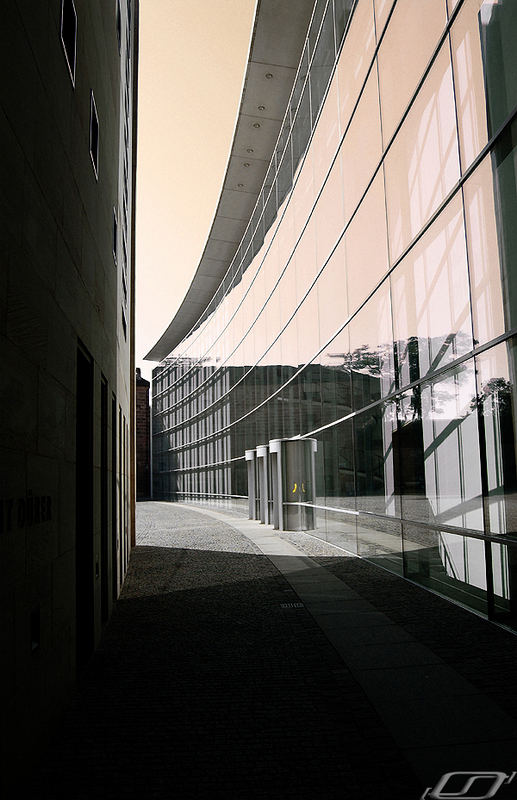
32, 502, 517, 799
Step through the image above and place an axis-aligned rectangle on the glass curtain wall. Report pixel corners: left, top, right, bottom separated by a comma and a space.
152, 0, 517, 628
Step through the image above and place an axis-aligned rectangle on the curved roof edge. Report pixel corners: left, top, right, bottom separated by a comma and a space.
145, 0, 315, 362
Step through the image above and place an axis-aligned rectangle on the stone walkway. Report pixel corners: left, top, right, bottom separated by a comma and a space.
31, 502, 517, 799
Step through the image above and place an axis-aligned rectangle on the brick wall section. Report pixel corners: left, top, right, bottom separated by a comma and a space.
136, 370, 150, 499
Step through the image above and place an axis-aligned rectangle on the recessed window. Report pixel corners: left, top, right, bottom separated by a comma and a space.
121, 307, 127, 340
60, 0, 77, 85
116, 0, 121, 54
122, 271, 128, 306
112, 208, 118, 264
89, 91, 99, 178
122, 230, 128, 270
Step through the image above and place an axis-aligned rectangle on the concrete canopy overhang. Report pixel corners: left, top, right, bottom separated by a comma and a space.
145, 0, 315, 362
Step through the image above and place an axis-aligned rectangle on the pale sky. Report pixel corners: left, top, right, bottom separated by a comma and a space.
136, 0, 256, 382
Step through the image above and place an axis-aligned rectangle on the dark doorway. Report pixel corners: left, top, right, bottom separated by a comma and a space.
75, 345, 95, 668
112, 394, 118, 602
100, 376, 109, 623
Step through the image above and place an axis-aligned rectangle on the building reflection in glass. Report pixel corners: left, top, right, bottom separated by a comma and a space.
150, 0, 517, 628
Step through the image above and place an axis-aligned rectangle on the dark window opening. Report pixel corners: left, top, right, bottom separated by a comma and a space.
116, 0, 122, 53
121, 308, 127, 339
60, 0, 77, 84
122, 231, 128, 271
76, 344, 95, 668
113, 208, 118, 264
111, 394, 118, 602
100, 377, 109, 624
90, 92, 99, 178
122, 271, 128, 306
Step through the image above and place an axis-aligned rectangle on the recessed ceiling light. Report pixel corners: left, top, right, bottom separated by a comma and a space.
237, 183, 244, 188
243, 162, 251, 168
265, 73, 273, 79
253, 122, 261, 128
258, 105, 266, 111
246, 148, 254, 153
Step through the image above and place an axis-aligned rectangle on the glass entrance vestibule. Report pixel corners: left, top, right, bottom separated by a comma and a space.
245, 439, 317, 531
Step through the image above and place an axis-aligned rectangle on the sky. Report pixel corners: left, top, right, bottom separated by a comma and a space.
135, 0, 256, 382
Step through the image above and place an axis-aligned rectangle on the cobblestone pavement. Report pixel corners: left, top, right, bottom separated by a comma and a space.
30, 502, 517, 799
31, 502, 423, 800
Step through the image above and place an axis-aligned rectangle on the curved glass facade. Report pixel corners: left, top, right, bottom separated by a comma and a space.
151, 0, 517, 628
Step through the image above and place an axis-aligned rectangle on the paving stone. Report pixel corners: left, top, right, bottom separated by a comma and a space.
28, 502, 517, 799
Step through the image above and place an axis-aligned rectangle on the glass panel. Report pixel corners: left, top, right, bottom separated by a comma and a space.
314, 150, 345, 269
276, 116, 291, 162
450, 0, 489, 172
276, 201, 296, 280
299, 363, 322, 434
309, 0, 328, 58
312, 73, 340, 188
316, 235, 347, 347
340, 69, 383, 225
282, 368, 300, 437
479, 0, 517, 137
326, 508, 358, 552
280, 308, 299, 370
452, 0, 517, 169
490, 541, 517, 623
310, 0, 335, 125
320, 358, 337, 428
292, 147, 315, 230
384, 43, 460, 264
294, 217, 317, 307
345, 170, 389, 316
291, 45, 309, 119
374, 0, 395, 40
321, 324, 353, 420
277, 141, 293, 208
263, 183, 277, 235
476, 340, 517, 536
296, 288, 320, 368
333, 0, 355, 50
463, 157, 504, 345
419, 360, 483, 530
489, 118, 517, 333
357, 515, 403, 573
337, 0, 376, 135
377, 0, 447, 148
264, 259, 283, 354
349, 281, 395, 408
267, 368, 283, 441
391, 192, 472, 388
292, 80, 312, 173
354, 400, 399, 517
323, 418, 355, 509
403, 524, 488, 615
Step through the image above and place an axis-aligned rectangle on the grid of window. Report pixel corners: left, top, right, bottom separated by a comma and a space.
152, 0, 517, 628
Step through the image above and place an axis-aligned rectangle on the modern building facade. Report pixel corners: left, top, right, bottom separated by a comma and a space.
136, 368, 151, 499
0, 0, 137, 788
148, 0, 517, 631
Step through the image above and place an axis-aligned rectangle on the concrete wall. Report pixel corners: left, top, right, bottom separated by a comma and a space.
0, 0, 136, 788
